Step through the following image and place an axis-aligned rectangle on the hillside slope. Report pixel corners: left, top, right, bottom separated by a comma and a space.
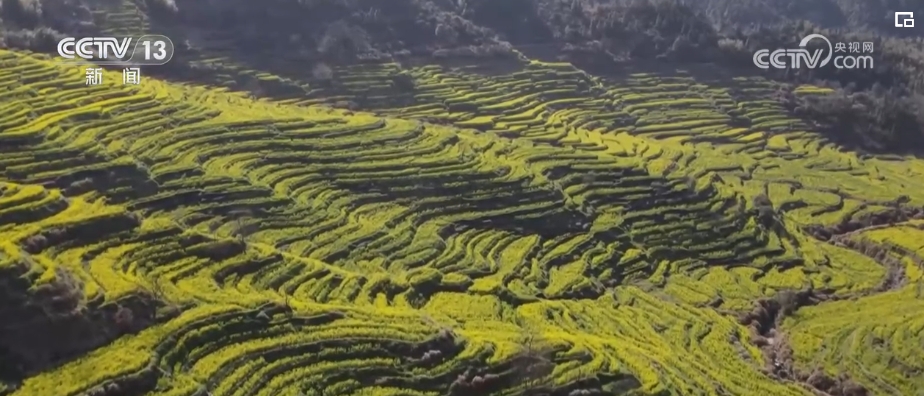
2, 45, 924, 395
1, 1, 924, 396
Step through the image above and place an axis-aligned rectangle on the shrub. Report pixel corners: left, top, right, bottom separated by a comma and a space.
113, 306, 134, 332
21, 234, 47, 254
784, 87, 924, 153
10, 0, 42, 22
317, 20, 370, 60
0, 27, 61, 52
312, 62, 333, 80
145, 0, 178, 15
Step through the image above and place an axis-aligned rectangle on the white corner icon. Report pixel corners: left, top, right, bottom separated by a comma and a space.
896, 12, 914, 27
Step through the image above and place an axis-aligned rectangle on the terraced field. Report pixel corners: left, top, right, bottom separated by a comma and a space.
2, 46, 924, 396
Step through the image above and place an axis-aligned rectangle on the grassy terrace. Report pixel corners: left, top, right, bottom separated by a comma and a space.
1, 47, 923, 396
